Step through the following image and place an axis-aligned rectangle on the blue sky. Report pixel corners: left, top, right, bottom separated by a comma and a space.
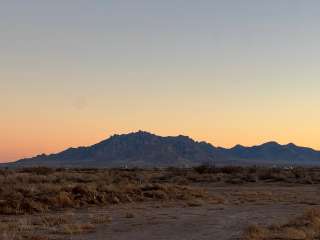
1, 1, 320, 161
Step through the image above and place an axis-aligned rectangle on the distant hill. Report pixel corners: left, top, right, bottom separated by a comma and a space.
4, 131, 320, 168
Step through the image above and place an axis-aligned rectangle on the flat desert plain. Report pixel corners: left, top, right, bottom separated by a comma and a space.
1, 166, 320, 240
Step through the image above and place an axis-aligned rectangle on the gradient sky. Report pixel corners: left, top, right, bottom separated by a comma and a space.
1, 0, 320, 162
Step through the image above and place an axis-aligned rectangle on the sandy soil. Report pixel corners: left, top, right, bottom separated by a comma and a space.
66, 183, 320, 240
69, 203, 304, 240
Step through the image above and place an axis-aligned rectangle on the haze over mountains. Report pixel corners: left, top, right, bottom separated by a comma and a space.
5, 131, 320, 168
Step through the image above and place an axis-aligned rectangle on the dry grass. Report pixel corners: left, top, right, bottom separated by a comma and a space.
0, 211, 111, 240
58, 223, 96, 235
0, 168, 210, 215
0, 167, 214, 239
243, 208, 320, 240
0, 217, 50, 240
1, 167, 320, 239
89, 214, 112, 224
0, 166, 320, 215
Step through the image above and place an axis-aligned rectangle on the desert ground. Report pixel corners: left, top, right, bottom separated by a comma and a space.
1, 166, 320, 240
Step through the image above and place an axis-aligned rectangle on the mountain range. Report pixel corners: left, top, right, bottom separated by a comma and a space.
4, 131, 320, 168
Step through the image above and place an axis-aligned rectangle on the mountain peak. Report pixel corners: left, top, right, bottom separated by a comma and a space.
108, 130, 156, 140
134, 130, 154, 135
126, 130, 156, 138
286, 143, 297, 148
260, 141, 281, 147
232, 144, 246, 149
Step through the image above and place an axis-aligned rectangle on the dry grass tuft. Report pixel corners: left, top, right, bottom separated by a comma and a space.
89, 214, 112, 224
59, 223, 96, 235
243, 208, 320, 240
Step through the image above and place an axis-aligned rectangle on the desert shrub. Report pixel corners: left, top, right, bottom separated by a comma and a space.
242, 224, 268, 240
194, 165, 245, 175
19, 167, 55, 175
220, 166, 245, 174
0, 167, 318, 215
258, 168, 287, 181
193, 164, 217, 174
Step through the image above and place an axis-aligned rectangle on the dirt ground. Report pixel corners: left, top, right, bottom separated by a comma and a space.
71, 184, 320, 240
2, 182, 319, 240
73, 203, 304, 240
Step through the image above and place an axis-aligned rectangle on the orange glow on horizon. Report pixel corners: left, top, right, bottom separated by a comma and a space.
2, 126, 320, 163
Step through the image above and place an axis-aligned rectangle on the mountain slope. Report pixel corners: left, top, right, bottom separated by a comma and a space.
225, 142, 320, 164
4, 131, 320, 167
8, 131, 218, 167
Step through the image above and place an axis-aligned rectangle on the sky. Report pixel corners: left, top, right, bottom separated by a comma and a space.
1, 0, 320, 162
